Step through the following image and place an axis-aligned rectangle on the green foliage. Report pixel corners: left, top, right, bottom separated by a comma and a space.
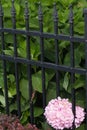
0, 0, 87, 129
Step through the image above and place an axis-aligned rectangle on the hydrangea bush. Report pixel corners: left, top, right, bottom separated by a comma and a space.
44, 97, 85, 130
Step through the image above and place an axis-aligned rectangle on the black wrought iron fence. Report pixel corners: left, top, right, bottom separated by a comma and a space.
0, 0, 87, 130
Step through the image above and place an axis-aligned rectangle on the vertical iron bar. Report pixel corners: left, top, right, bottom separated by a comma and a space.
11, 0, 21, 117
24, 1, 34, 124
69, 5, 75, 130
38, 3, 46, 109
84, 8, 87, 130
0, 1, 9, 114
53, 3, 60, 97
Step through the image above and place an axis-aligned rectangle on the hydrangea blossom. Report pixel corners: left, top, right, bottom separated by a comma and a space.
44, 97, 85, 130
75, 106, 85, 128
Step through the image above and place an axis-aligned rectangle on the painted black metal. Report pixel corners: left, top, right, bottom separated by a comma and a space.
38, 3, 46, 110
84, 8, 87, 130
11, 0, 21, 117
0, 1, 9, 115
69, 5, 75, 130
24, 1, 34, 124
53, 3, 60, 97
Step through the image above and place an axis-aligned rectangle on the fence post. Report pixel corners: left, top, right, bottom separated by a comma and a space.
0, 1, 9, 115
0, 1, 3, 28
53, 3, 60, 97
11, 0, 21, 117
24, 1, 34, 124
38, 3, 46, 109
84, 8, 87, 130
69, 5, 75, 130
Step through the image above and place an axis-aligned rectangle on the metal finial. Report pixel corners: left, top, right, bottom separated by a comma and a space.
83, 8, 87, 14
38, 2, 41, 7
38, 2, 43, 21
11, 0, 16, 16
12, 0, 14, 4
69, 4, 73, 24
38, 2, 42, 13
25, 0, 28, 6
69, 4, 72, 9
53, 3, 58, 22
24, 1, 29, 18
12, 0, 15, 8
0, 1, 3, 17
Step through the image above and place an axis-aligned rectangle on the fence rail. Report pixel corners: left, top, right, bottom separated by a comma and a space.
0, 0, 87, 129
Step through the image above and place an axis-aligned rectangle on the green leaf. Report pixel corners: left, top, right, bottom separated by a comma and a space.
74, 22, 84, 35
20, 110, 29, 124
75, 48, 82, 67
7, 74, 15, 83
30, 39, 40, 60
0, 74, 4, 88
44, 39, 55, 62
46, 69, 55, 81
10, 103, 17, 112
18, 41, 26, 58
3, 7, 11, 17
74, 80, 85, 89
41, 121, 53, 130
4, 34, 13, 44
59, 41, 70, 49
63, 72, 69, 91
20, 78, 29, 100
4, 20, 12, 28
21, 102, 29, 112
46, 82, 56, 103
15, 3, 20, 16
3, 49, 14, 56
64, 53, 70, 66
8, 85, 16, 97
73, 75, 85, 89
34, 107, 43, 117
29, 19, 39, 30
76, 124, 85, 130
76, 88, 85, 107
0, 95, 5, 107
32, 71, 48, 93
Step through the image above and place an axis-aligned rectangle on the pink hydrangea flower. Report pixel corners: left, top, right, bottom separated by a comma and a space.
75, 106, 85, 128
44, 97, 85, 130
